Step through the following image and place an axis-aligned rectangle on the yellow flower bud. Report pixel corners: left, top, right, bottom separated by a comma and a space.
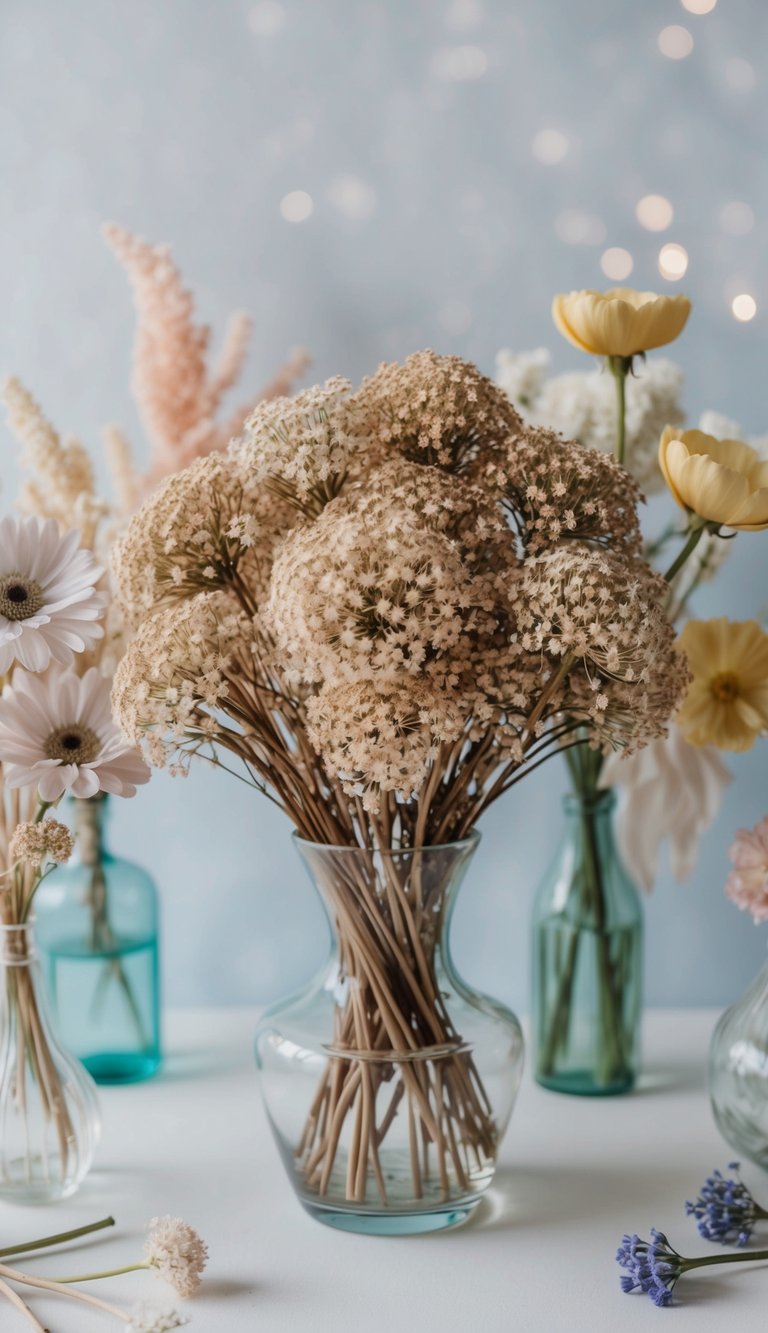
552, 288, 691, 358
677, 617, 768, 752
659, 427, 768, 530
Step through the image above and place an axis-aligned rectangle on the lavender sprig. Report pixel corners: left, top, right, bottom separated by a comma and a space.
686, 1163, 768, 1247
618, 1228, 768, 1307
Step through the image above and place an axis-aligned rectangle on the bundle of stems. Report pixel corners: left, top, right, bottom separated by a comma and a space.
0, 789, 81, 1192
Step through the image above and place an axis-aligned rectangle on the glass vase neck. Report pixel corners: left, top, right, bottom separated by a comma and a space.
562, 790, 616, 818
71, 795, 109, 866
0, 921, 37, 965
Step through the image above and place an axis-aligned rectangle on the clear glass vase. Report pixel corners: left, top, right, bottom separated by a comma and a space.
532, 790, 642, 1096
710, 952, 768, 1168
255, 833, 524, 1235
36, 795, 161, 1085
0, 921, 101, 1203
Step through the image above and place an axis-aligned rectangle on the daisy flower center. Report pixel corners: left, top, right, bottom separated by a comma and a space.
710, 671, 740, 704
44, 724, 101, 765
0, 572, 44, 621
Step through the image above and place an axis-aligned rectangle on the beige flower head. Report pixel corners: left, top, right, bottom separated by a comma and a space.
9, 819, 75, 868
266, 497, 477, 689
658, 427, 768, 531
493, 424, 643, 555
111, 592, 245, 766
112, 452, 290, 624
552, 288, 691, 359
232, 376, 364, 517
516, 545, 690, 750
306, 678, 467, 811
350, 350, 524, 474
145, 1215, 208, 1299
726, 816, 768, 923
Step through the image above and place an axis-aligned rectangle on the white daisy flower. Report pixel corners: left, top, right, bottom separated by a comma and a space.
0, 514, 107, 673
0, 665, 151, 801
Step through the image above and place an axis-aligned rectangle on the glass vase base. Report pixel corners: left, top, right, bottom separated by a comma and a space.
536, 1068, 634, 1097
83, 1051, 161, 1085
299, 1197, 479, 1235
0, 1157, 83, 1206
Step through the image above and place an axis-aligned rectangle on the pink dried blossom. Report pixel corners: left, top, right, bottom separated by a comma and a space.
726, 817, 768, 923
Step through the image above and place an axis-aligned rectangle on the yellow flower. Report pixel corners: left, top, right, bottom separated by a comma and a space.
658, 427, 768, 531
677, 617, 768, 752
552, 288, 691, 358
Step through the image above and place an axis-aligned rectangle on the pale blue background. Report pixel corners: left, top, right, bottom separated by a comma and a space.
0, 0, 765, 1011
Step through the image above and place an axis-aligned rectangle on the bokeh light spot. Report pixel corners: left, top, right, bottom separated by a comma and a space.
600, 247, 634, 280
658, 25, 694, 59
658, 243, 689, 280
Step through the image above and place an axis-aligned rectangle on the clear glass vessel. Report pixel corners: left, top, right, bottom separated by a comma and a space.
256, 833, 524, 1235
0, 920, 100, 1204
36, 796, 161, 1085
710, 952, 768, 1168
532, 790, 642, 1096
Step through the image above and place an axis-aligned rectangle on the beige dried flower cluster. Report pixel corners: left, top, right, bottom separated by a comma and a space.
112, 351, 687, 843
8, 819, 75, 868
234, 376, 364, 517
144, 1216, 208, 1299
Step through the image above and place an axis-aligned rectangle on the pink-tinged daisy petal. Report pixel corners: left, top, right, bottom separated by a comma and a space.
0, 663, 150, 801
0, 516, 105, 673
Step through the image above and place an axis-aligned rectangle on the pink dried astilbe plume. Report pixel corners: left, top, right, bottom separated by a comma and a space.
104, 223, 309, 490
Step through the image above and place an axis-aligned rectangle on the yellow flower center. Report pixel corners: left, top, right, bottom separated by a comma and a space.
710, 671, 740, 704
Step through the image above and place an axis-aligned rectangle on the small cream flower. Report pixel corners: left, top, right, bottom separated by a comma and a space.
144, 1216, 208, 1299
677, 618, 768, 752
9, 818, 75, 868
552, 288, 691, 358
658, 427, 768, 530
726, 816, 768, 923
127, 1304, 188, 1333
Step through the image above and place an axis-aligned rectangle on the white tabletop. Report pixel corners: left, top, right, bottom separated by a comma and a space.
1, 1007, 766, 1333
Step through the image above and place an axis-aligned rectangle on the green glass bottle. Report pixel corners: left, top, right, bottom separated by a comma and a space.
36, 795, 161, 1085
532, 790, 642, 1095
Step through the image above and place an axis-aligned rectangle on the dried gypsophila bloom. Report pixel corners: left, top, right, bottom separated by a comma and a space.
484, 424, 643, 556
111, 591, 247, 767
514, 544, 690, 752
9, 820, 75, 868
231, 376, 367, 517
349, 350, 525, 475
144, 1216, 208, 1299
306, 677, 468, 812
112, 452, 292, 625
266, 497, 480, 690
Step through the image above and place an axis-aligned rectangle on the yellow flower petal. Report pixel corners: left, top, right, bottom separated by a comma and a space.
678, 452, 752, 525
551, 289, 691, 357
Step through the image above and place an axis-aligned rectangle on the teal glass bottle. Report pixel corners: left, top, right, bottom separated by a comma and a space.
36, 795, 161, 1084
532, 790, 642, 1095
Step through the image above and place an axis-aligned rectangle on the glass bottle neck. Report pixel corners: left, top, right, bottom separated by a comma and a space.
1, 922, 38, 966
72, 796, 109, 867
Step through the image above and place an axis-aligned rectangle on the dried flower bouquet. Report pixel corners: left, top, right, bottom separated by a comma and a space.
113, 352, 688, 1204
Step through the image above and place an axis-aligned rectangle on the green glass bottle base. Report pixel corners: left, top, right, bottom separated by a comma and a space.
83, 1051, 161, 1085
300, 1198, 478, 1234
535, 1068, 634, 1097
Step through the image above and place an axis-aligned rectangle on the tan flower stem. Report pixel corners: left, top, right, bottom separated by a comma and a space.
663, 520, 708, 585
0, 1262, 129, 1321
40, 1260, 149, 1284
0, 1275, 48, 1332
296, 854, 496, 1205
0, 1216, 115, 1259
607, 355, 631, 466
